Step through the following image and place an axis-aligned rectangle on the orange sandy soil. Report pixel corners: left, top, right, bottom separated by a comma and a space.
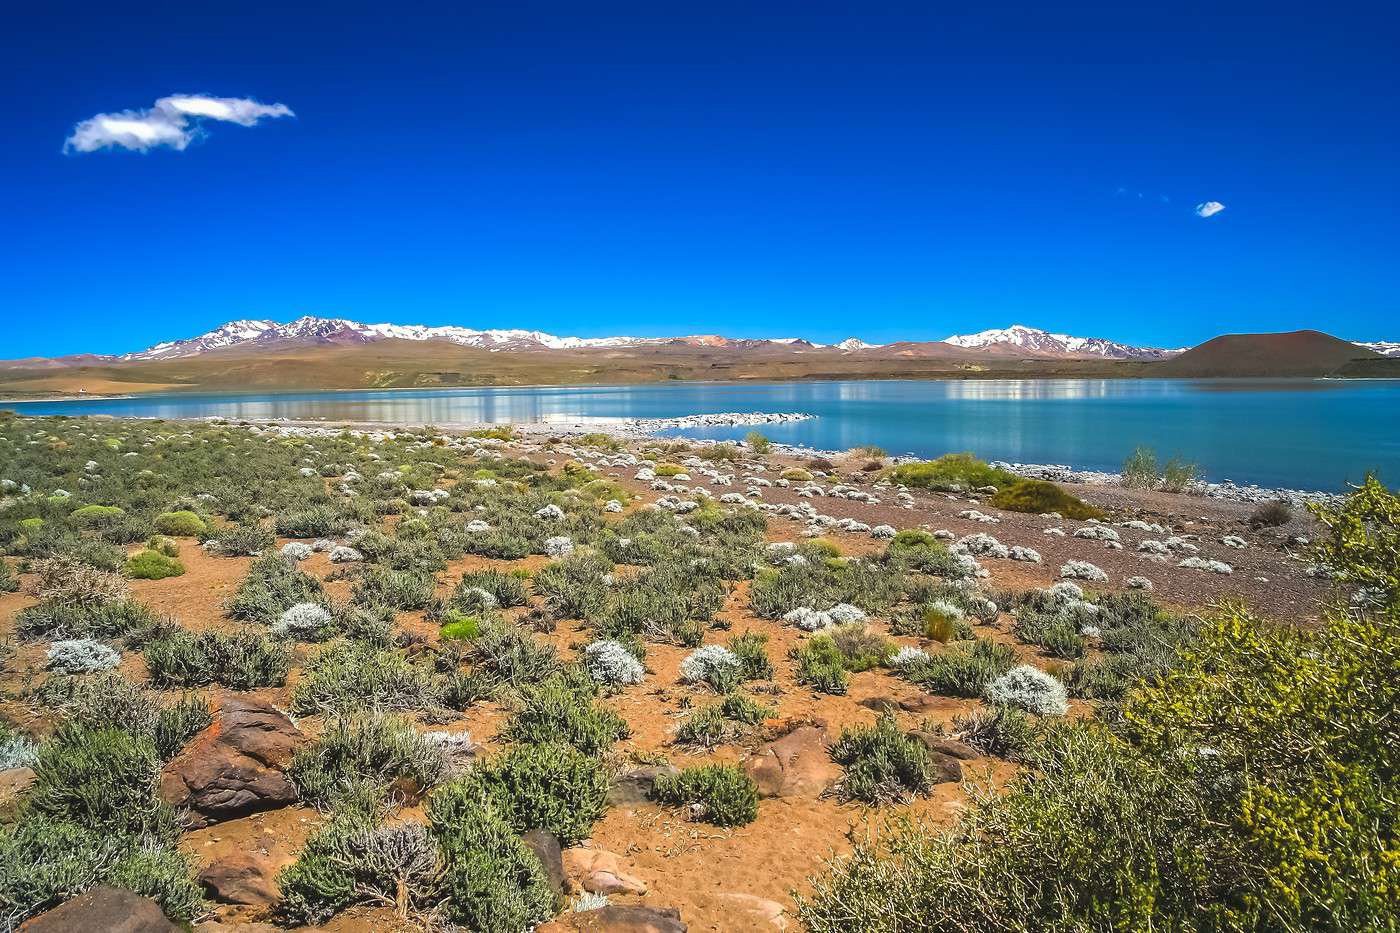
0, 433, 1339, 932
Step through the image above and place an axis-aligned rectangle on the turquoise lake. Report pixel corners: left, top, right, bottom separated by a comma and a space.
5, 379, 1397, 491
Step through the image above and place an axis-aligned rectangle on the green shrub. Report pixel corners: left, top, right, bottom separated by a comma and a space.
903, 637, 1017, 697
451, 569, 529, 610
276, 504, 354, 538
152, 510, 207, 537
825, 623, 895, 672
289, 714, 445, 809
791, 637, 851, 695
1121, 446, 1160, 490
25, 725, 176, 838
0, 816, 201, 928
1248, 500, 1293, 528
438, 611, 482, 641
745, 431, 772, 454
991, 480, 1105, 520
830, 712, 937, 804
504, 674, 630, 756
225, 553, 324, 624
466, 622, 560, 688
727, 630, 774, 680
887, 454, 1018, 492
144, 629, 291, 689
38, 672, 210, 760
69, 504, 126, 528
0, 560, 16, 594
427, 784, 556, 931
464, 742, 609, 845
124, 549, 185, 580
651, 763, 758, 827
15, 598, 161, 640
953, 704, 1039, 761
353, 567, 437, 611
291, 642, 443, 716
204, 521, 275, 556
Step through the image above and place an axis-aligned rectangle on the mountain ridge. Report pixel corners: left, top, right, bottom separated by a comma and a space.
49, 317, 1192, 364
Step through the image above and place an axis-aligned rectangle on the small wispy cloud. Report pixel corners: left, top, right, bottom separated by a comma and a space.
64, 94, 293, 154
1194, 200, 1226, 218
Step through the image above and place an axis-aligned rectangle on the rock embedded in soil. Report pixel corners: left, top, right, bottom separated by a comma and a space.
609, 764, 681, 807
18, 886, 179, 933
714, 892, 789, 929
563, 846, 649, 896
160, 696, 304, 827
198, 852, 281, 906
743, 724, 841, 799
567, 905, 688, 932
523, 828, 566, 897
911, 732, 982, 762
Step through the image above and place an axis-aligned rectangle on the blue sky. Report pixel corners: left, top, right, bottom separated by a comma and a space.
3, 1, 1397, 358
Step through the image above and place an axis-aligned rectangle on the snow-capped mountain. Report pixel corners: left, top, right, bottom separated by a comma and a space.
1356, 341, 1400, 357
116, 316, 829, 361
940, 324, 1181, 360
835, 337, 883, 351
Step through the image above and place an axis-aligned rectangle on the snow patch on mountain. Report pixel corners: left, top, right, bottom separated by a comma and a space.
1356, 341, 1400, 357
941, 324, 1179, 360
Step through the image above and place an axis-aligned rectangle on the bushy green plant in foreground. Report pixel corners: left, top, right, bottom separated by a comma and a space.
144, 629, 291, 689
990, 479, 1105, 520
799, 477, 1400, 933
886, 453, 1019, 492
124, 549, 185, 579
464, 741, 609, 846
651, 763, 759, 826
830, 713, 937, 804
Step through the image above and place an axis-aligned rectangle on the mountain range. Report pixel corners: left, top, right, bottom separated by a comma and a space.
69, 317, 1188, 363
1, 319, 1393, 398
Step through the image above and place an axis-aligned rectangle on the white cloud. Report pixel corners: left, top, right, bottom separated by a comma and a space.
1194, 201, 1226, 218
64, 94, 294, 153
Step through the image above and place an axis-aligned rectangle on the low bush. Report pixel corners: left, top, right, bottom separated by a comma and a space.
277, 814, 441, 924
276, 504, 355, 538
69, 504, 126, 528
291, 642, 443, 716
504, 674, 631, 755
427, 784, 557, 930
991, 480, 1105, 520
451, 568, 529, 610
152, 510, 207, 537
144, 629, 291, 689
466, 622, 560, 688
352, 567, 437, 611
46, 638, 120, 674
289, 713, 446, 809
28, 555, 129, 608
745, 431, 771, 454
438, 610, 482, 641
830, 712, 937, 804
887, 454, 1018, 492
790, 637, 851, 695
1248, 500, 1293, 528
727, 630, 773, 680
225, 554, 324, 624
902, 637, 1017, 697
464, 742, 609, 845
204, 521, 275, 556
124, 549, 185, 580
0, 815, 201, 929
953, 704, 1038, 761
583, 638, 645, 686
651, 763, 759, 827
16, 598, 162, 640
25, 724, 176, 838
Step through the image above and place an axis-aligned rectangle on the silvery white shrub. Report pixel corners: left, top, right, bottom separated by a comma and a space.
1008, 545, 1042, 563
1043, 527, 1066, 537
544, 536, 574, 557
926, 599, 966, 622
1221, 535, 1247, 549
680, 644, 741, 685
329, 545, 365, 563
584, 639, 645, 686
274, 602, 333, 639
465, 519, 492, 533
604, 500, 624, 513
0, 732, 39, 770
1164, 536, 1198, 552
312, 538, 336, 552
47, 638, 120, 674
534, 504, 565, 521
891, 646, 931, 670
985, 664, 1068, 716
1060, 560, 1108, 582
456, 586, 498, 611
1138, 540, 1170, 555
280, 541, 314, 561
954, 533, 1009, 559
1073, 526, 1120, 542
783, 607, 832, 632
958, 509, 1000, 524
298, 467, 318, 477
1126, 575, 1154, 590
827, 603, 867, 624
1178, 556, 1233, 575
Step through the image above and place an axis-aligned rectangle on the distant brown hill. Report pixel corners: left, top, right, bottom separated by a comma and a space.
1156, 330, 1381, 377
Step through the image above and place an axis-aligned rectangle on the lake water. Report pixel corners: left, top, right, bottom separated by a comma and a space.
5, 379, 1397, 491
